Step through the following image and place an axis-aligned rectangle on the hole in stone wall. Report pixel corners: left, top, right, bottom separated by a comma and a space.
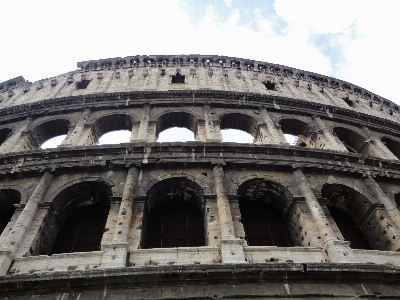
221, 129, 254, 143
76, 80, 91, 89
157, 127, 195, 142
41, 135, 67, 149
32, 119, 70, 149
171, 72, 185, 84
263, 81, 276, 91
279, 119, 309, 147
98, 130, 131, 145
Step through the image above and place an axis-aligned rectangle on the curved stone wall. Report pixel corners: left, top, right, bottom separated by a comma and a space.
0, 55, 400, 299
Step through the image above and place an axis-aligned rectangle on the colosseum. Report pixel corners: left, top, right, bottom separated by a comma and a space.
0, 55, 400, 299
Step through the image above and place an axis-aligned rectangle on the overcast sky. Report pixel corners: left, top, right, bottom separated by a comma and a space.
1, 0, 399, 147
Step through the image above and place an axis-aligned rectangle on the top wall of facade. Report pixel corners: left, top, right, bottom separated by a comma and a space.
0, 55, 399, 124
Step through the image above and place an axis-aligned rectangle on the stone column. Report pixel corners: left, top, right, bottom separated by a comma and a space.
204, 104, 219, 142
101, 166, 140, 268
129, 121, 141, 142
60, 108, 91, 146
363, 175, 400, 231
313, 116, 348, 152
0, 171, 54, 275
259, 107, 287, 145
292, 168, 358, 263
361, 127, 398, 160
212, 164, 246, 263
0, 117, 32, 153
136, 104, 151, 142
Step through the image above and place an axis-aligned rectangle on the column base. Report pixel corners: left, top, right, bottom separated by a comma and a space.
219, 239, 246, 264
100, 243, 129, 268
206, 139, 221, 143
0, 250, 14, 276
323, 239, 359, 263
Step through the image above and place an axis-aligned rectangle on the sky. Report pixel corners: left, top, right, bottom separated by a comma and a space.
1, 0, 400, 147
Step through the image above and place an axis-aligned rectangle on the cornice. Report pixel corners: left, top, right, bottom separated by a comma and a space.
0, 143, 399, 181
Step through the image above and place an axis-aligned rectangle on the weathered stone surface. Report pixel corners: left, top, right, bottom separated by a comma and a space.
0, 55, 400, 298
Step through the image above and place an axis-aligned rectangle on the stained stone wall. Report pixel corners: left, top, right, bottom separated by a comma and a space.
0, 55, 400, 298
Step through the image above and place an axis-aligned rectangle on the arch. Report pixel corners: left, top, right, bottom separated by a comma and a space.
51, 180, 113, 223
237, 178, 294, 215
321, 184, 373, 250
31, 118, 70, 148
0, 189, 21, 235
93, 113, 136, 140
144, 177, 205, 249
381, 137, 400, 159
47, 180, 113, 254
0, 128, 12, 146
279, 118, 310, 146
237, 178, 294, 247
220, 113, 258, 141
333, 127, 367, 153
155, 111, 197, 139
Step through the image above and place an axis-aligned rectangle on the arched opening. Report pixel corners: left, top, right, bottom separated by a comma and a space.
0, 128, 12, 146
50, 181, 112, 254
157, 127, 195, 142
220, 113, 258, 143
326, 205, 371, 250
237, 179, 294, 247
395, 193, 400, 208
41, 135, 67, 149
156, 112, 197, 142
239, 201, 293, 246
279, 119, 310, 147
221, 129, 254, 143
381, 137, 400, 159
98, 130, 131, 144
0, 189, 21, 235
95, 114, 134, 145
333, 127, 367, 153
144, 178, 205, 249
31, 119, 70, 149
322, 184, 372, 250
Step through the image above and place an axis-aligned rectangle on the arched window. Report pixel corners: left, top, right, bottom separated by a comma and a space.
50, 204, 110, 254
49, 181, 112, 255
220, 113, 257, 143
156, 112, 197, 142
333, 127, 366, 153
237, 179, 294, 247
95, 114, 135, 145
239, 201, 293, 247
322, 184, 372, 250
279, 119, 310, 147
145, 201, 204, 248
0, 189, 21, 235
327, 205, 371, 250
144, 178, 205, 249
31, 119, 70, 149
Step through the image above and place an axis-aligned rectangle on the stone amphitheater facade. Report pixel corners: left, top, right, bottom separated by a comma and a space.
0, 55, 400, 298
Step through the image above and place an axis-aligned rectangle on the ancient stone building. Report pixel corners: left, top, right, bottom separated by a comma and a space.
0, 55, 400, 298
